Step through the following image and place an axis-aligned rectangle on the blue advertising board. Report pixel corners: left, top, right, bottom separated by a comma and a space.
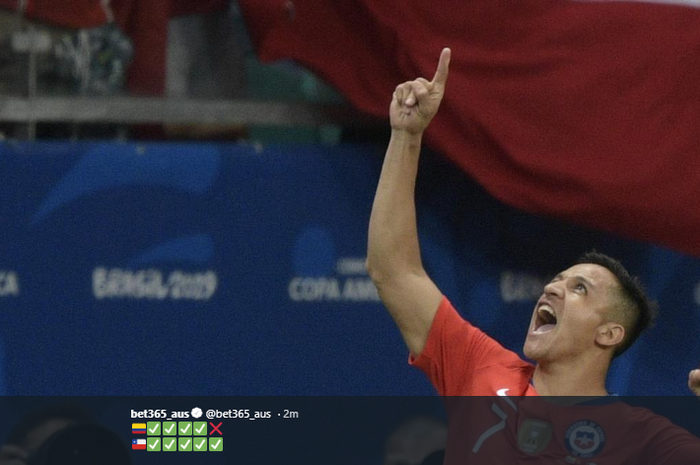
0, 141, 697, 396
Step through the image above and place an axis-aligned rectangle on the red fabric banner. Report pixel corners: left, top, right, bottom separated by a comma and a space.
240, 0, 700, 257
0, 0, 108, 28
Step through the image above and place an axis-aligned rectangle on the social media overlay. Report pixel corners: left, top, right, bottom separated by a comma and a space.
2, 397, 699, 465
121, 398, 700, 463
129, 407, 300, 453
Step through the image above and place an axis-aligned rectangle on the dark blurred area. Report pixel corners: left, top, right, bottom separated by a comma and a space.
0, 404, 130, 465
0, 0, 356, 143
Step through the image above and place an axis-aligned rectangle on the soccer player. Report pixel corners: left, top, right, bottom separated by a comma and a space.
366, 47, 700, 398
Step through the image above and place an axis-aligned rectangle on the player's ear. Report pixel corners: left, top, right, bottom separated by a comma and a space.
595, 322, 625, 349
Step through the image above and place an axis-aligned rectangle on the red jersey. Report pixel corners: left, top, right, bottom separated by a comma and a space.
441, 396, 700, 464
410, 297, 700, 463
410, 296, 537, 396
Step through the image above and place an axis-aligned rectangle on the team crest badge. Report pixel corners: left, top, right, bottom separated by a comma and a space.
565, 420, 606, 458
517, 419, 553, 454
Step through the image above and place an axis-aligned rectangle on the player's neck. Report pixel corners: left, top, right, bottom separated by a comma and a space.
532, 358, 609, 397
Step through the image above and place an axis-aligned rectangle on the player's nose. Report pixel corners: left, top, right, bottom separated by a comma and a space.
543, 280, 564, 299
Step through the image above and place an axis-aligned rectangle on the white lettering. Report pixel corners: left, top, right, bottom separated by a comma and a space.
500, 271, 547, 303
694, 281, 700, 306
335, 257, 369, 276
0, 271, 19, 296
93, 268, 218, 301
289, 277, 380, 302
341, 278, 381, 301
168, 271, 217, 300
288, 277, 341, 301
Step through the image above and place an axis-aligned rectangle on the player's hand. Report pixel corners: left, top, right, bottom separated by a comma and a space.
390, 47, 451, 135
689, 368, 700, 396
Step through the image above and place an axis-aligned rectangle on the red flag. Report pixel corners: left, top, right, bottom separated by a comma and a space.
0, 0, 108, 28
240, 0, 700, 257
131, 438, 147, 450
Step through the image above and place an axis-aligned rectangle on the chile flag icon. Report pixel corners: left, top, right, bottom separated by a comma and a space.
132, 439, 147, 450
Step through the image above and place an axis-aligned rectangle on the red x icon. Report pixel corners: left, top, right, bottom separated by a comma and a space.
209, 422, 222, 435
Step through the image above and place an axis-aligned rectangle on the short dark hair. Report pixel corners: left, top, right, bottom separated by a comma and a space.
575, 251, 658, 358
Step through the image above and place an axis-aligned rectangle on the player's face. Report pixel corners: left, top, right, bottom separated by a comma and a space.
523, 264, 619, 363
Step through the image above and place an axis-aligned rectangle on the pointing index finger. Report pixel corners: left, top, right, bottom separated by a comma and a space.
431, 47, 451, 86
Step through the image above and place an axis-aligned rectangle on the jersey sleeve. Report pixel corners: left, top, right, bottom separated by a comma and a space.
638, 411, 700, 464
409, 296, 533, 396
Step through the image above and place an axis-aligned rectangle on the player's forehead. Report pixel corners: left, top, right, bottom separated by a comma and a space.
554, 263, 618, 289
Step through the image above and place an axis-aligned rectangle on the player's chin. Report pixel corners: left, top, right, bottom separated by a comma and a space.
523, 338, 544, 361
523, 339, 535, 359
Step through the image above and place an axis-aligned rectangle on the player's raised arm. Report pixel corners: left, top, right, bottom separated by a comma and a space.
367, 48, 450, 357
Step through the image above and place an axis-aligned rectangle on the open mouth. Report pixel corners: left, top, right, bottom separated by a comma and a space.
534, 304, 557, 334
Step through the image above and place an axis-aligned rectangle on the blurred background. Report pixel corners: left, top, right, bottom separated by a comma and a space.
0, 0, 699, 400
